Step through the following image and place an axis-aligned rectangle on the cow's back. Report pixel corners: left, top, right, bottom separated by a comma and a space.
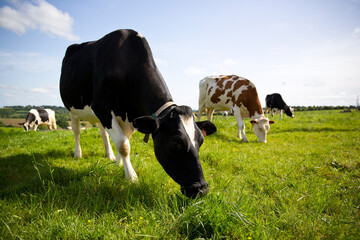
266, 93, 285, 109
60, 29, 172, 128
199, 76, 235, 111
60, 41, 96, 110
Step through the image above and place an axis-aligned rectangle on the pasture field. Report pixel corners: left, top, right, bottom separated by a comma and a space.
0, 110, 359, 239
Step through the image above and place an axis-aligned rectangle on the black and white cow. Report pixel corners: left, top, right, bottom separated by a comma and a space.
60, 29, 217, 198
265, 93, 294, 118
19, 109, 57, 131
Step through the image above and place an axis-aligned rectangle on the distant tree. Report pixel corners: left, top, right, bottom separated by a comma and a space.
57, 118, 69, 129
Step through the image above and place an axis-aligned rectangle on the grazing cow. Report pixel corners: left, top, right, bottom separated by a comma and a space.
19, 109, 57, 131
198, 75, 274, 143
60, 29, 217, 198
265, 93, 294, 118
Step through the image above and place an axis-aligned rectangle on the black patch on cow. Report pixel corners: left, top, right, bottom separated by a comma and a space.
266, 93, 286, 109
37, 109, 49, 122
25, 112, 36, 124
60, 29, 172, 129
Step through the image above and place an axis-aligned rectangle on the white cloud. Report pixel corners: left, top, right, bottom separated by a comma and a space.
0, 0, 79, 41
0, 50, 61, 72
29, 87, 48, 93
184, 66, 205, 76
184, 59, 239, 77
4, 92, 16, 98
352, 26, 360, 38
154, 58, 168, 66
224, 58, 236, 65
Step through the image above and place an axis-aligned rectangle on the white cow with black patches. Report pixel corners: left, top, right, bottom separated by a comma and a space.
20, 109, 57, 131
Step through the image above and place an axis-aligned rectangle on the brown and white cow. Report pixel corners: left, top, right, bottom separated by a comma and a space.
198, 75, 274, 143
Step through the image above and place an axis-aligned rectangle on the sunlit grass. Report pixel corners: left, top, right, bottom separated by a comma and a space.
0, 110, 359, 239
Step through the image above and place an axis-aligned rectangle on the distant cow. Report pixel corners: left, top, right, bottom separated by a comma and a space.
198, 75, 274, 143
60, 29, 217, 198
19, 109, 57, 131
265, 93, 294, 118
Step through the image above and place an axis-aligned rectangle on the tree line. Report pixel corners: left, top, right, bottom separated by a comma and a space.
0, 105, 359, 129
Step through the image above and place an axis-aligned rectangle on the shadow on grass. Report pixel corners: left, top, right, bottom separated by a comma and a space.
0, 149, 88, 196
0, 148, 176, 214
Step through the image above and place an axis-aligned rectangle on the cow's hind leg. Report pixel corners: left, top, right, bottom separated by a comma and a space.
105, 113, 137, 182
99, 123, 116, 161
53, 119, 57, 130
70, 114, 82, 158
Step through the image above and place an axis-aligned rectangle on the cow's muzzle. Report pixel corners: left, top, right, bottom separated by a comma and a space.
181, 182, 209, 198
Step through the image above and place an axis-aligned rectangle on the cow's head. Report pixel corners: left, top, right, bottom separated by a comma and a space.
18, 122, 30, 131
284, 106, 294, 118
19, 111, 36, 131
134, 105, 217, 198
250, 117, 274, 143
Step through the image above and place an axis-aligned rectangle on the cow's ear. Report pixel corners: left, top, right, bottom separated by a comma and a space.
269, 120, 275, 125
250, 119, 258, 126
196, 121, 217, 136
133, 116, 160, 134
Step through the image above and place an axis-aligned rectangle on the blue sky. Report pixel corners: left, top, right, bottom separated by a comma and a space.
0, 0, 360, 109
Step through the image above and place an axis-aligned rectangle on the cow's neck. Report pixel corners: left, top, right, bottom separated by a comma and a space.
132, 68, 173, 117
243, 99, 264, 120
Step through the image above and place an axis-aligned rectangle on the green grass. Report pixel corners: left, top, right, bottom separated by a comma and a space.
0, 110, 359, 239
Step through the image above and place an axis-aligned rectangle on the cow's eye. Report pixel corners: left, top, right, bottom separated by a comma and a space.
173, 137, 184, 150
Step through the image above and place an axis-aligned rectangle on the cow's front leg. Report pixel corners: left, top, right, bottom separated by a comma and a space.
115, 152, 122, 166
99, 124, 116, 161
206, 108, 215, 122
33, 124, 38, 131
233, 108, 248, 142
106, 114, 137, 182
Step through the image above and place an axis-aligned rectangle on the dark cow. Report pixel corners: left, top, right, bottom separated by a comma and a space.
265, 93, 294, 118
19, 109, 57, 131
60, 29, 216, 198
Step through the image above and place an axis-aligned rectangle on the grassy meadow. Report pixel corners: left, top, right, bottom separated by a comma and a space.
0, 110, 359, 239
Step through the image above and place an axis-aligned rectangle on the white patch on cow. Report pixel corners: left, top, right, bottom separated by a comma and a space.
251, 111, 263, 119
69, 105, 99, 123
105, 112, 137, 181
137, 32, 144, 38
115, 113, 136, 139
180, 114, 196, 149
232, 84, 249, 98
